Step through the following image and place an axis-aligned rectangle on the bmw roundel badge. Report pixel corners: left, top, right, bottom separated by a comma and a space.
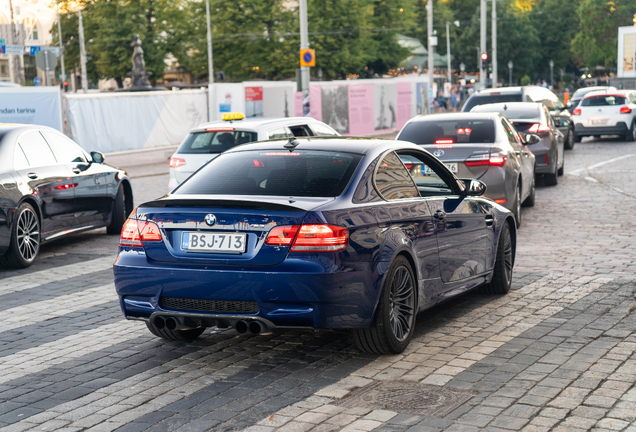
204, 214, 217, 226
433, 150, 444, 157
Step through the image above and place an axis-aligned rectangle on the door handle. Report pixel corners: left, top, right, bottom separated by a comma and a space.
485, 215, 494, 226
72, 167, 81, 174
27, 172, 38, 179
434, 210, 446, 220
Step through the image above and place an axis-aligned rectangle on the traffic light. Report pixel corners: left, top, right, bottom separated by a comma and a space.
63, 81, 68, 92
481, 52, 488, 70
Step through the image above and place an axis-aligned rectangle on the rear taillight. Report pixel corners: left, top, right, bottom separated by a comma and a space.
465, 154, 506, 167
572, 108, 582, 116
169, 158, 186, 168
528, 123, 550, 133
265, 224, 349, 252
120, 219, 162, 247
620, 106, 631, 114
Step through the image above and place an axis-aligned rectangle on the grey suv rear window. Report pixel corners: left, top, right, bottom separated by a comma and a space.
463, 94, 523, 112
175, 150, 362, 197
581, 96, 626, 106
399, 119, 495, 144
178, 130, 258, 154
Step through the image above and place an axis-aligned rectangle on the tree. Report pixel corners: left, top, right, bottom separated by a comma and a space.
571, 0, 636, 69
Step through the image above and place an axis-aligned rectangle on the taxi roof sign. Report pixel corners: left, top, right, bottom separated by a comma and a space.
300, 49, 316, 67
222, 112, 245, 121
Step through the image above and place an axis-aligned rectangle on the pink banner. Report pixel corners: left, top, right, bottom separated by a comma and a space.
348, 84, 375, 136
310, 85, 322, 121
294, 92, 303, 117
396, 82, 412, 130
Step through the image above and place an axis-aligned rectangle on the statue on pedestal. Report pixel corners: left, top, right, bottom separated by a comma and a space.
128, 34, 152, 89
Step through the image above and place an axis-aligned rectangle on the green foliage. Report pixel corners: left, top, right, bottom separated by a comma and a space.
521, 75, 531, 86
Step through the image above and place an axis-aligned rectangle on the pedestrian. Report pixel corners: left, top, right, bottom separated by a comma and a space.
542, 80, 548, 88
449, 88, 458, 112
436, 90, 447, 113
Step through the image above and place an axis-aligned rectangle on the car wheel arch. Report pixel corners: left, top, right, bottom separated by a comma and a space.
119, 179, 134, 217
17, 196, 42, 228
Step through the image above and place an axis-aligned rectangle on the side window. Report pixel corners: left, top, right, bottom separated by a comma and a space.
41, 131, 87, 164
18, 131, 57, 168
14, 145, 29, 170
267, 127, 292, 139
629, 93, 636, 104
311, 123, 339, 137
289, 125, 312, 137
501, 119, 517, 145
374, 152, 419, 200
398, 153, 454, 197
544, 109, 554, 128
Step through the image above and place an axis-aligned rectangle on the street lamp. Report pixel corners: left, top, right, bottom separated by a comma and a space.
549, 59, 555, 89
508, 60, 513, 86
459, 62, 465, 80
445, 21, 460, 86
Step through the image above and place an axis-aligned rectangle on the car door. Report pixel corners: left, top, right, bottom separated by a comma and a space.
14, 130, 76, 238
506, 119, 535, 199
41, 131, 115, 228
403, 150, 494, 286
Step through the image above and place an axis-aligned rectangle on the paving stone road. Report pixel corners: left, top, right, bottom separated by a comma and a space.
0, 137, 635, 432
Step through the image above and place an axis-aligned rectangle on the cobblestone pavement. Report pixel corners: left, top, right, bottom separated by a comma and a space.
0, 137, 635, 432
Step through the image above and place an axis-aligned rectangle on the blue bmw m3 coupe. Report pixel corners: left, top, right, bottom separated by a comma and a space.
114, 138, 516, 354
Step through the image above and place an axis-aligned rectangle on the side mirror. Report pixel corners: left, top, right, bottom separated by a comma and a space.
524, 134, 541, 145
90, 151, 104, 164
461, 179, 487, 197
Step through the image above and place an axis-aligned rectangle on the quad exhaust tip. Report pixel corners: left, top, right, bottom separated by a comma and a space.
154, 316, 165, 330
248, 321, 265, 335
152, 316, 267, 335
235, 320, 248, 334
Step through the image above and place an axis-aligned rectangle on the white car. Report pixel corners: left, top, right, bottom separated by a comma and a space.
168, 115, 340, 189
572, 90, 636, 142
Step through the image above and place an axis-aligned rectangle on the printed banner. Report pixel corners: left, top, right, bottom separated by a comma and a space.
245, 86, 263, 117
321, 86, 349, 134
348, 84, 374, 136
373, 83, 397, 131
310, 85, 322, 121
263, 85, 294, 118
396, 82, 412, 130
0, 87, 61, 130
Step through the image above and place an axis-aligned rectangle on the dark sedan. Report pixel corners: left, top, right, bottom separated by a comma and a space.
114, 138, 516, 354
471, 102, 565, 186
0, 124, 133, 268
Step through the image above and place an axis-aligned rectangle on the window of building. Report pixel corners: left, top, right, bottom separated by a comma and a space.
23, 16, 39, 42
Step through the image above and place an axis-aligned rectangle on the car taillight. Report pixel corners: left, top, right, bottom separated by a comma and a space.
572, 108, 582, 116
620, 106, 631, 114
528, 123, 550, 133
465, 154, 506, 167
120, 219, 162, 247
265, 224, 349, 252
169, 158, 186, 168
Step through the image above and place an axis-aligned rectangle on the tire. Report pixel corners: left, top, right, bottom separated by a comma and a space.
146, 321, 206, 341
107, 183, 126, 235
353, 256, 416, 354
522, 173, 535, 207
544, 171, 558, 186
0, 202, 40, 269
565, 127, 576, 150
558, 158, 564, 176
625, 121, 636, 142
512, 182, 521, 228
479, 222, 514, 295
574, 134, 582, 143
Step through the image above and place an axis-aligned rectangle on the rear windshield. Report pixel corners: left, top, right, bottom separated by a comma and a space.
175, 150, 362, 197
399, 119, 495, 144
178, 130, 258, 154
581, 96, 626, 107
463, 94, 523, 112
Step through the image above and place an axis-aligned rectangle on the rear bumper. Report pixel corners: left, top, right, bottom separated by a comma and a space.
113, 250, 380, 329
574, 122, 629, 136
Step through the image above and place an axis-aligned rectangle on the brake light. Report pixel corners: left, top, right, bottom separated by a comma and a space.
494, 199, 507, 204
120, 219, 161, 247
465, 154, 506, 167
169, 158, 186, 168
265, 224, 349, 252
205, 127, 234, 132
489, 156, 506, 167
435, 139, 454, 145
620, 106, 631, 114
457, 128, 472, 134
265, 225, 299, 246
573, 108, 582, 116
55, 183, 77, 189
404, 163, 414, 170
528, 123, 550, 133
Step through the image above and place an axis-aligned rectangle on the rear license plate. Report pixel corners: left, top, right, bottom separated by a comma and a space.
589, 119, 609, 126
181, 232, 246, 254
424, 163, 457, 175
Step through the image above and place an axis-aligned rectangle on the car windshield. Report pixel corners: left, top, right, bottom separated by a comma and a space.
178, 130, 258, 154
572, 88, 609, 99
399, 119, 495, 144
175, 150, 362, 197
463, 94, 523, 112
581, 96, 626, 107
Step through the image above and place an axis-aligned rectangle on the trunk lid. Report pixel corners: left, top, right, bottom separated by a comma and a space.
137, 195, 333, 266
419, 144, 494, 179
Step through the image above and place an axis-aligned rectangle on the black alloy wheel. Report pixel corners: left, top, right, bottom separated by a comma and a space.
479, 222, 514, 295
0, 202, 40, 269
513, 182, 521, 228
565, 127, 576, 150
353, 255, 416, 354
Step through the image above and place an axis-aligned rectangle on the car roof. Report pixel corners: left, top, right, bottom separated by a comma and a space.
582, 90, 629, 99
190, 117, 320, 133
222, 136, 422, 157
572, 86, 617, 97
470, 102, 543, 112
475, 86, 535, 95
403, 112, 499, 123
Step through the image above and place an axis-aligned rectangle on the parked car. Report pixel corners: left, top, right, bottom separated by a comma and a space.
471, 102, 565, 186
572, 90, 636, 142
566, 86, 617, 114
462, 86, 575, 150
114, 138, 516, 354
396, 112, 536, 226
168, 114, 340, 189
0, 124, 133, 268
